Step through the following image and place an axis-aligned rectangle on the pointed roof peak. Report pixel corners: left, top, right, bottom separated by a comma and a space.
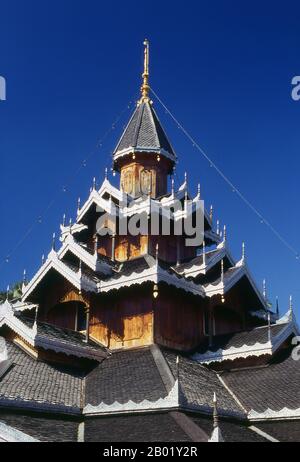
113, 99, 176, 167
113, 41, 177, 169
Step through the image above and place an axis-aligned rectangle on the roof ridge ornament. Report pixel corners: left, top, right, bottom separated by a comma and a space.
210, 205, 213, 223
209, 393, 224, 442
242, 242, 245, 264
263, 279, 267, 299
276, 295, 296, 325
223, 224, 227, 243
22, 269, 27, 292
289, 295, 293, 320
139, 39, 150, 104
171, 177, 175, 197
276, 296, 280, 319
52, 233, 56, 251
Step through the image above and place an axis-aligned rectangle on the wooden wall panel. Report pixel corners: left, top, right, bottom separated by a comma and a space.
154, 285, 206, 351
46, 302, 79, 330
89, 288, 154, 349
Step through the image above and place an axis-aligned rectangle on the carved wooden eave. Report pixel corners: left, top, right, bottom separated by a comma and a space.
0, 300, 37, 345
204, 260, 269, 310
192, 321, 298, 364
22, 250, 98, 302
76, 189, 117, 223
0, 300, 107, 361
75, 178, 214, 230
83, 378, 244, 419
98, 178, 124, 202
113, 146, 177, 163
58, 234, 113, 275
119, 194, 204, 222
173, 243, 234, 279
60, 223, 88, 241
10, 301, 39, 313
83, 379, 180, 416
97, 260, 205, 297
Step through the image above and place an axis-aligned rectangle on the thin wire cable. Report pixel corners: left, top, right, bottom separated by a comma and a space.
0, 98, 135, 270
151, 88, 300, 260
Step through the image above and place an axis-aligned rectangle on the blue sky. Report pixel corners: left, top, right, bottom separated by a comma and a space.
0, 0, 300, 317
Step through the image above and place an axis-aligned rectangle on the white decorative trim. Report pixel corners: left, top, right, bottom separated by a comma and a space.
174, 247, 233, 278
0, 337, 8, 363
193, 341, 273, 364
0, 301, 106, 361
60, 223, 88, 241
99, 262, 158, 293
58, 234, 112, 275
76, 189, 116, 223
11, 301, 38, 313
113, 146, 177, 163
83, 380, 179, 415
98, 178, 123, 202
192, 322, 298, 364
0, 421, 39, 442
0, 300, 37, 344
35, 335, 106, 361
203, 261, 268, 310
204, 264, 245, 298
97, 261, 205, 297
248, 407, 300, 421
22, 250, 97, 301
158, 267, 205, 297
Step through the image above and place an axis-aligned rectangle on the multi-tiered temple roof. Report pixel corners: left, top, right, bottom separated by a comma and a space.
0, 41, 299, 443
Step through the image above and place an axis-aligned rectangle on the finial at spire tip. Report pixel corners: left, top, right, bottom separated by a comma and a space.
140, 39, 150, 103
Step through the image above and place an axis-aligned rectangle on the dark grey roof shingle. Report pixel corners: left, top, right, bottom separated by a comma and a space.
194, 323, 287, 355
0, 412, 79, 442
221, 349, 300, 413
114, 102, 176, 161
84, 412, 192, 442
85, 347, 168, 407
0, 341, 83, 413
256, 420, 300, 442
192, 415, 269, 442
162, 349, 245, 417
17, 315, 107, 356
175, 249, 221, 273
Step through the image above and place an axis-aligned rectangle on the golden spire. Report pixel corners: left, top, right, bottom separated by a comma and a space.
140, 39, 150, 103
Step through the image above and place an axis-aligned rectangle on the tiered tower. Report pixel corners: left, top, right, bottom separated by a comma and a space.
13, 41, 274, 353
